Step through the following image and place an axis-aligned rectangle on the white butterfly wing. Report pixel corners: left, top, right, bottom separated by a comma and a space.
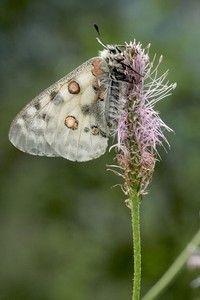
9, 58, 109, 161
9, 92, 58, 157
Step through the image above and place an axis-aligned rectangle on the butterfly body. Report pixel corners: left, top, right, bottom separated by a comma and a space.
9, 44, 137, 161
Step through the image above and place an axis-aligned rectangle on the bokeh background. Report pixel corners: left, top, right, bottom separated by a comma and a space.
1, 0, 200, 299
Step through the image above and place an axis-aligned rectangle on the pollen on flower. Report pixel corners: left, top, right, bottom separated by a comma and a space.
109, 40, 176, 196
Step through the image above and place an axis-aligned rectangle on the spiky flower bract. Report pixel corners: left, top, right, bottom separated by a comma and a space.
110, 41, 176, 198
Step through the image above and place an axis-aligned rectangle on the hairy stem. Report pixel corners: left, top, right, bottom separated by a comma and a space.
131, 189, 142, 300
142, 228, 200, 300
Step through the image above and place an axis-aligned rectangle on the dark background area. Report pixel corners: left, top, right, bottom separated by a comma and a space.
0, 0, 200, 299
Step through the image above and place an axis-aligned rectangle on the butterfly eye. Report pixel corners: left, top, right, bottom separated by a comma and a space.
109, 48, 117, 54
109, 46, 122, 55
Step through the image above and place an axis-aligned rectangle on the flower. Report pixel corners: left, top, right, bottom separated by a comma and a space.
187, 248, 200, 270
110, 41, 176, 197
187, 248, 200, 289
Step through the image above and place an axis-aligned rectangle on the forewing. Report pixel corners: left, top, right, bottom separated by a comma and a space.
9, 57, 109, 161
44, 61, 109, 161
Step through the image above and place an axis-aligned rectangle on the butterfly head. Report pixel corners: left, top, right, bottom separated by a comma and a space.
95, 27, 142, 83
99, 43, 141, 84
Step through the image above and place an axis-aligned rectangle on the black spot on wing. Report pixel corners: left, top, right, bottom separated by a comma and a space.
92, 84, 99, 93
100, 130, 108, 138
81, 105, 91, 115
84, 127, 90, 133
50, 91, 58, 100
53, 94, 64, 105
41, 113, 51, 122
34, 103, 41, 110
22, 112, 28, 120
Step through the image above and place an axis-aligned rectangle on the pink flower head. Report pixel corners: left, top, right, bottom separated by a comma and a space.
109, 41, 176, 196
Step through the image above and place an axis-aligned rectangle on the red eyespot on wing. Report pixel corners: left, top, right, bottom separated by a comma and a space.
68, 81, 80, 94
91, 59, 103, 77
64, 116, 79, 130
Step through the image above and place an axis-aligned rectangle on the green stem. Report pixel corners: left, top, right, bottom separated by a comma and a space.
142, 228, 200, 300
131, 190, 142, 300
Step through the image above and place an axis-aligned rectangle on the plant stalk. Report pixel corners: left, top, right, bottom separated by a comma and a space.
142, 227, 200, 300
131, 189, 142, 300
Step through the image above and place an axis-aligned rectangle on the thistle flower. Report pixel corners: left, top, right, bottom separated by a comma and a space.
111, 41, 176, 198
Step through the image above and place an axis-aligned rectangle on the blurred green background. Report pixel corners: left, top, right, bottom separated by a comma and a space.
0, 0, 200, 299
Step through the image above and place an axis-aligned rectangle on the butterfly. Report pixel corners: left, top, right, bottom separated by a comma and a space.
9, 40, 138, 161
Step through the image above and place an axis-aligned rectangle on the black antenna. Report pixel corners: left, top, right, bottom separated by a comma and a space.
93, 24, 107, 48
94, 24, 101, 36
